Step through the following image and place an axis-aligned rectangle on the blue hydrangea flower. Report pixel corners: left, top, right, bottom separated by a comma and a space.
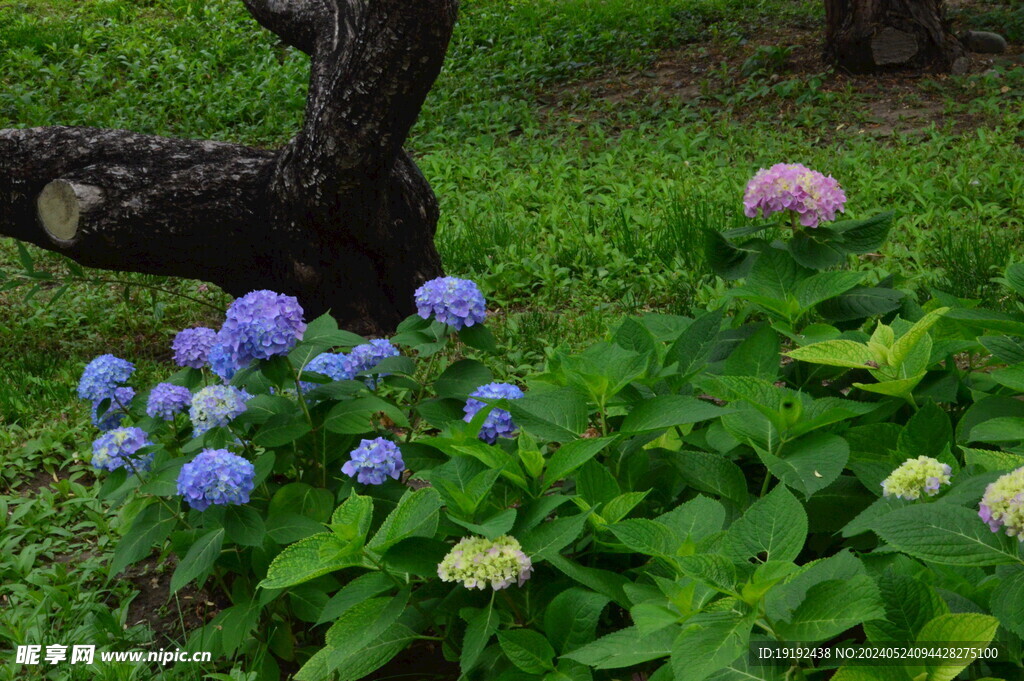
299, 352, 352, 394
207, 339, 244, 382
341, 438, 405, 485
342, 340, 399, 388
77, 354, 134, 402
172, 327, 217, 369
176, 448, 256, 511
464, 382, 524, 444
91, 427, 153, 472
147, 383, 193, 420
217, 290, 306, 366
189, 385, 250, 437
91, 386, 136, 431
414, 277, 487, 330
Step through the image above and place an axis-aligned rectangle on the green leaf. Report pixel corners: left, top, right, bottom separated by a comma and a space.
830, 212, 894, 254
462, 603, 500, 674
609, 519, 679, 558
367, 488, 442, 553
671, 450, 748, 506
254, 412, 311, 447
434, 359, 493, 400
169, 529, 224, 593
544, 589, 610, 654
1004, 262, 1024, 297
991, 568, 1024, 639
979, 335, 1024, 364
224, 505, 266, 547
259, 533, 364, 590
324, 396, 409, 434
519, 512, 590, 562
946, 308, 1024, 336
448, 509, 517, 540
665, 307, 725, 381
266, 512, 326, 544
270, 483, 334, 523
774, 575, 885, 641
759, 432, 849, 498
898, 401, 952, 459
330, 492, 373, 544
505, 387, 589, 441
544, 437, 615, 488
675, 554, 739, 594
962, 446, 1024, 472
725, 486, 807, 563
316, 572, 394, 626
619, 396, 733, 434
565, 625, 677, 669
786, 340, 875, 369
864, 570, 949, 642
788, 231, 848, 270
722, 324, 780, 380
854, 374, 925, 400
110, 502, 177, 575
818, 287, 904, 322
991, 364, 1024, 392
498, 629, 556, 673
325, 589, 410, 671
705, 229, 759, 279
916, 614, 999, 681
890, 308, 948, 367
613, 317, 657, 358
794, 270, 866, 308
459, 323, 498, 353
657, 495, 727, 544
744, 247, 807, 301
872, 504, 1021, 566
670, 610, 755, 681
969, 416, 1024, 443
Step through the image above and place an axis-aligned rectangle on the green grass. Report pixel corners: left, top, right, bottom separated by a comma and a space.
1, 0, 1023, 676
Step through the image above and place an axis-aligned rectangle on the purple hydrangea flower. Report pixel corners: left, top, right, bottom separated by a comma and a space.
299, 352, 352, 394
207, 339, 244, 382
743, 163, 847, 228
341, 438, 405, 485
91, 386, 136, 431
91, 427, 153, 472
147, 383, 193, 420
464, 382, 525, 444
216, 290, 306, 366
342, 340, 399, 388
189, 385, 250, 437
77, 354, 134, 402
979, 466, 1024, 540
176, 448, 256, 511
172, 327, 217, 369
414, 277, 487, 330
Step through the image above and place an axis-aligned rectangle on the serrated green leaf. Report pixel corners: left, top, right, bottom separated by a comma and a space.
566, 625, 677, 669
544, 588, 610, 654
872, 504, 1021, 566
620, 396, 733, 434
544, 437, 614, 488
774, 575, 884, 641
725, 486, 807, 563
786, 340, 876, 368
498, 629, 556, 673
520, 512, 590, 562
462, 602, 500, 674
367, 488, 442, 553
259, 533, 364, 590
917, 613, 999, 681
671, 610, 755, 681
759, 432, 849, 498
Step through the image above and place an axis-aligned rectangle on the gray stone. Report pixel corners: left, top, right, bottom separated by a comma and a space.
960, 30, 1008, 54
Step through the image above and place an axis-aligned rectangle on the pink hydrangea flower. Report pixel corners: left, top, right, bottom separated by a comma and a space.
743, 163, 847, 228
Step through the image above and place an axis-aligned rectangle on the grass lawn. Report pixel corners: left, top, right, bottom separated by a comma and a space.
0, 0, 1022, 678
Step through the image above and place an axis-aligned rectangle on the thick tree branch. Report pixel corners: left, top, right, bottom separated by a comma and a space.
240, 0, 321, 55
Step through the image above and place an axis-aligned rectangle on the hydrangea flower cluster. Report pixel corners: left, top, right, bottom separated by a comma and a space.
299, 352, 352, 394
216, 290, 306, 367
91, 427, 153, 472
343, 340, 399, 388
146, 383, 193, 420
172, 327, 217, 369
979, 466, 1024, 540
341, 438, 405, 485
464, 383, 525, 444
176, 448, 256, 511
91, 386, 135, 431
437, 535, 533, 590
207, 342, 243, 382
414, 277, 487, 330
743, 163, 847, 228
189, 385, 250, 436
78, 354, 134, 402
881, 456, 953, 500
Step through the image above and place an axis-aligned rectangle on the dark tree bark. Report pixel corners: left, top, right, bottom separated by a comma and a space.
824, 0, 966, 74
0, 0, 458, 335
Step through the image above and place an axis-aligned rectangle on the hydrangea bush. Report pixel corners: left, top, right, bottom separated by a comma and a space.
77, 177, 1024, 681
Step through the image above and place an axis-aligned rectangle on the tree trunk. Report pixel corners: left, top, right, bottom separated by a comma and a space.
824, 0, 966, 74
0, 0, 458, 336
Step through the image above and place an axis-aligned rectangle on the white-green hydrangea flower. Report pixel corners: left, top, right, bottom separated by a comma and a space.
979, 466, 1024, 540
437, 535, 533, 590
881, 456, 952, 500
